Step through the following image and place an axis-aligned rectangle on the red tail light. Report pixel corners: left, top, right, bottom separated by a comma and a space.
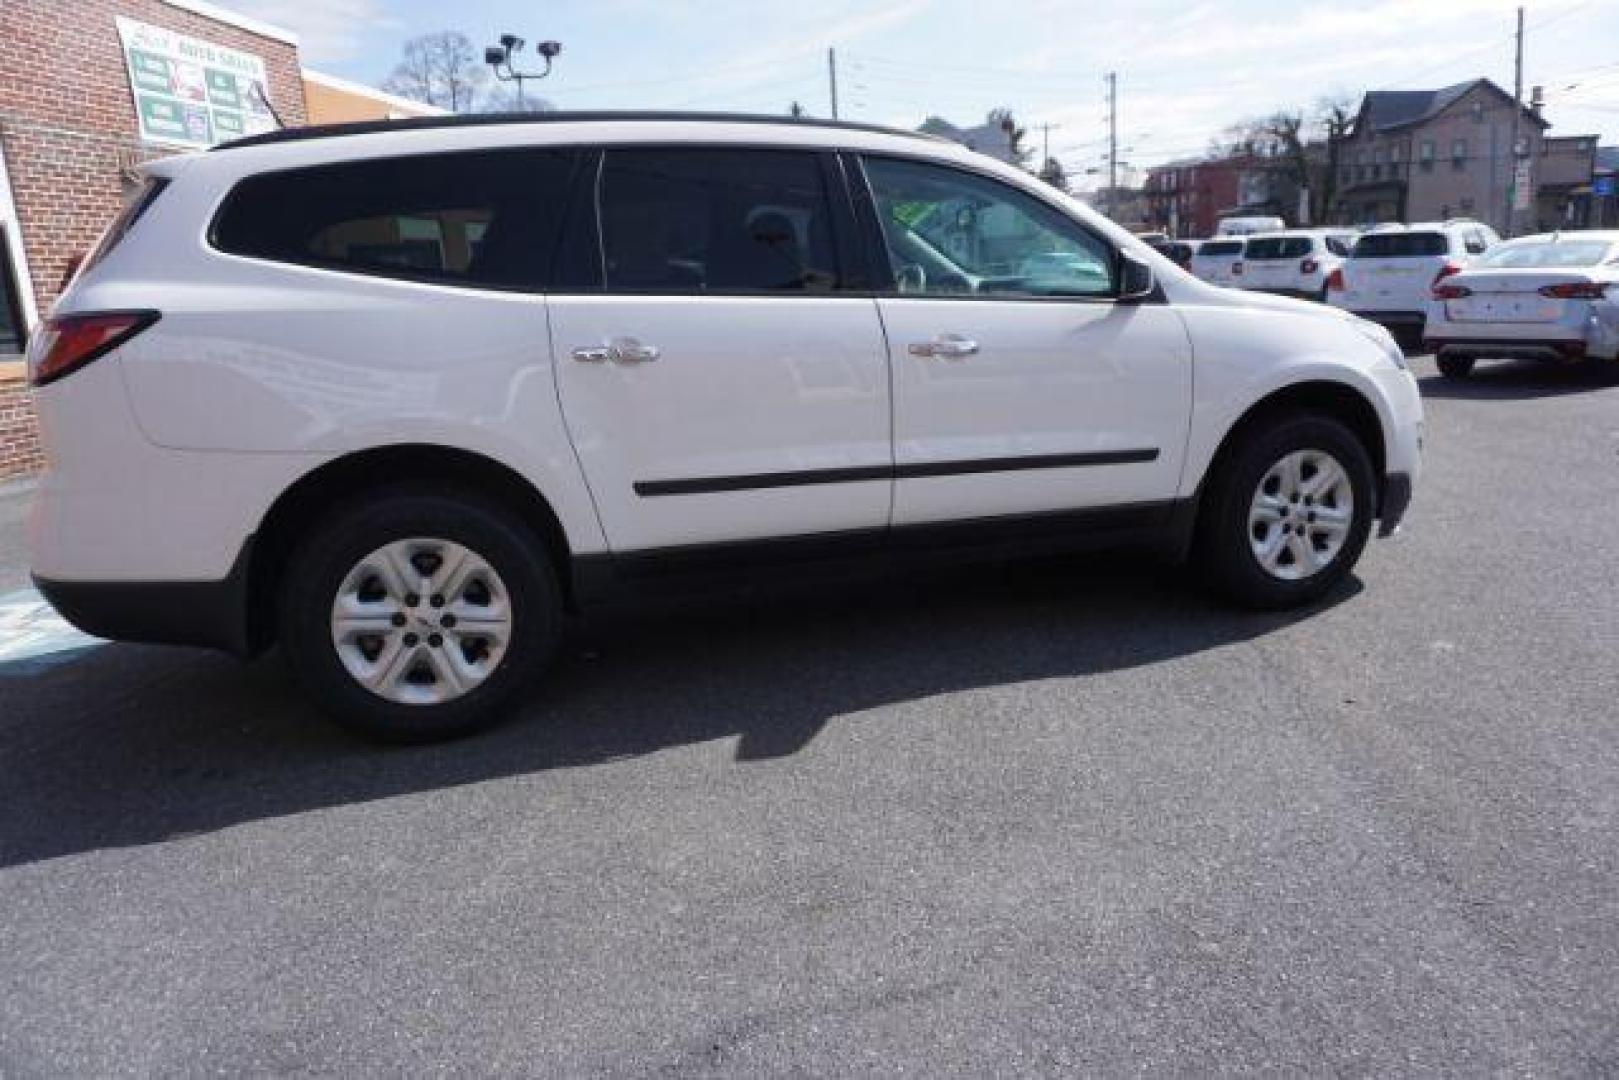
1537, 282, 1608, 300
28, 310, 160, 388
1300, 257, 1319, 276
1432, 283, 1472, 300
1231, 261, 1243, 277
1431, 262, 1463, 288
1326, 268, 1345, 291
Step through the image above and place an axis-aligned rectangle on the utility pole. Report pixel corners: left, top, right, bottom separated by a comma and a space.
827, 48, 839, 120
1504, 5, 1525, 237
1105, 72, 1118, 219
1036, 122, 1061, 167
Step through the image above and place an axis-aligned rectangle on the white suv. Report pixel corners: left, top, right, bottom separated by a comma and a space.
1235, 229, 1358, 300
1328, 220, 1498, 344
28, 113, 1425, 741
1190, 237, 1245, 287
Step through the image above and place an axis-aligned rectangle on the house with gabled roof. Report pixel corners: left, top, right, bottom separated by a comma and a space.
1329, 78, 1585, 233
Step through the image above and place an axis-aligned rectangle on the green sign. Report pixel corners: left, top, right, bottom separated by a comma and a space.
116, 16, 274, 150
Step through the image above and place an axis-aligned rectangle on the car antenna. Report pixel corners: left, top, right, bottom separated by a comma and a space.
251, 81, 287, 130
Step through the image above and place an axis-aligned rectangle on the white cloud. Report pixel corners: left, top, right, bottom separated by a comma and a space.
230, 0, 396, 65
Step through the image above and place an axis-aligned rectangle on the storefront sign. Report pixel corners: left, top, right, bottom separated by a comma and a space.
115, 17, 276, 150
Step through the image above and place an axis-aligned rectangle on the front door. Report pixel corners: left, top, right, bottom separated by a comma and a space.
549, 148, 892, 553
854, 155, 1193, 527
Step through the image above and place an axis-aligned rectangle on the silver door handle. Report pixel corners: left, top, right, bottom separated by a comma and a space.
908, 335, 979, 359
571, 345, 611, 362
609, 338, 661, 363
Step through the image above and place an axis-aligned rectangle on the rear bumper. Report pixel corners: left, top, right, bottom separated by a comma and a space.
1348, 310, 1427, 330
1423, 337, 1590, 363
32, 538, 257, 657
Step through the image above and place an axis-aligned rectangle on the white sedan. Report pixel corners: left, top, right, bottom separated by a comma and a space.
1424, 231, 1619, 378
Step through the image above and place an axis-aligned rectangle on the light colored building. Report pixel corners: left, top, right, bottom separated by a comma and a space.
302, 69, 448, 125
1331, 78, 1597, 234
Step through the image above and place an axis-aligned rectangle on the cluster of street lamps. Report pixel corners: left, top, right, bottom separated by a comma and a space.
484, 33, 561, 109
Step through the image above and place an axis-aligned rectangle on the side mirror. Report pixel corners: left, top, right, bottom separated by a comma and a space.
1118, 250, 1156, 301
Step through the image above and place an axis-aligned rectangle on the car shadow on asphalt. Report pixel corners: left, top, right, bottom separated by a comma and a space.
1418, 359, 1619, 400
0, 554, 1361, 869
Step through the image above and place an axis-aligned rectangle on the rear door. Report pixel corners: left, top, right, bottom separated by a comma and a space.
548, 147, 892, 553
853, 154, 1191, 528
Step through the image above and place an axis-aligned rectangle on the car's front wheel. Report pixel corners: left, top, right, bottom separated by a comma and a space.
278, 490, 562, 742
1194, 412, 1376, 609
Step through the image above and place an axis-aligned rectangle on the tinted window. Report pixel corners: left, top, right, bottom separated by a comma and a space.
1245, 237, 1312, 260
1351, 232, 1449, 258
1199, 240, 1244, 257
598, 149, 839, 294
862, 156, 1115, 298
213, 149, 576, 289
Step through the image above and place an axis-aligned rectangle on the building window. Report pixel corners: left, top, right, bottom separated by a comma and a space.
1451, 138, 1467, 166
1419, 140, 1435, 161
1341, 167, 1353, 185
1373, 147, 1385, 165
1390, 144, 1403, 163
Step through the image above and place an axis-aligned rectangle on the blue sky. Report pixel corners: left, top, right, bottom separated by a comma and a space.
239, 0, 1619, 189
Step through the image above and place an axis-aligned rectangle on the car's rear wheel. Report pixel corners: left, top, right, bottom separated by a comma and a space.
1194, 412, 1375, 609
279, 490, 562, 742
1437, 355, 1476, 379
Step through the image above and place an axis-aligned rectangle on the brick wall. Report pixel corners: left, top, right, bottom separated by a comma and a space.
0, 0, 306, 476
0, 365, 43, 479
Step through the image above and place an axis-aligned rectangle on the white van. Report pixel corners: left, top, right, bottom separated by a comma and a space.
1217, 215, 1285, 237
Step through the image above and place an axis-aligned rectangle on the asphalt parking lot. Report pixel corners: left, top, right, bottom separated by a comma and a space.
2, 355, 1618, 1074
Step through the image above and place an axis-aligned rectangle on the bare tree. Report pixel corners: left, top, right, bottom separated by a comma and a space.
1215, 94, 1358, 224
478, 87, 555, 114
1038, 157, 1069, 192
986, 107, 1033, 168
384, 32, 486, 113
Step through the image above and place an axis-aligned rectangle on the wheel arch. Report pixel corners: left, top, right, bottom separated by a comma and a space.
1196, 379, 1388, 514
245, 443, 576, 653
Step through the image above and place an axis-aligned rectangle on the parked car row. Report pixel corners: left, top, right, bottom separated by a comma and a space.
1151, 220, 1617, 378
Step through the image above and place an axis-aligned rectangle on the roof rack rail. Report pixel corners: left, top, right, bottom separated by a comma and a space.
213, 110, 948, 152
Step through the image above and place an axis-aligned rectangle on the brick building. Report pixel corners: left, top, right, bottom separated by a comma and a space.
0, 0, 309, 478
1143, 156, 1266, 238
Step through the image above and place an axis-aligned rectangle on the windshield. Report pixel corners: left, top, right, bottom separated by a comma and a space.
1199, 241, 1244, 257
1352, 232, 1448, 258
1245, 237, 1312, 260
1476, 240, 1616, 269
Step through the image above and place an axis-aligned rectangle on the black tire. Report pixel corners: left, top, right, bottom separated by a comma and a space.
278, 489, 562, 743
1437, 355, 1476, 379
1193, 411, 1376, 610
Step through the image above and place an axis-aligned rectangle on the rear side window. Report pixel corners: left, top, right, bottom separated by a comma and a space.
212, 149, 577, 289
81, 176, 169, 276
597, 149, 841, 294
1351, 232, 1448, 258
1245, 237, 1312, 260
1199, 241, 1243, 256
1325, 236, 1354, 257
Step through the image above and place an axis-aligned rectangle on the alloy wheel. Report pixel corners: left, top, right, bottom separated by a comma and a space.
1247, 449, 1356, 581
329, 538, 513, 705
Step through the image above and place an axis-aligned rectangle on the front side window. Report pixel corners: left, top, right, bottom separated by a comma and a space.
861, 156, 1115, 298
596, 149, 839, 294
212, 149, 576, 289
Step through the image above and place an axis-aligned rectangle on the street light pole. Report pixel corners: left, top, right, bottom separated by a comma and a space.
1505, 5, 1524, 236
